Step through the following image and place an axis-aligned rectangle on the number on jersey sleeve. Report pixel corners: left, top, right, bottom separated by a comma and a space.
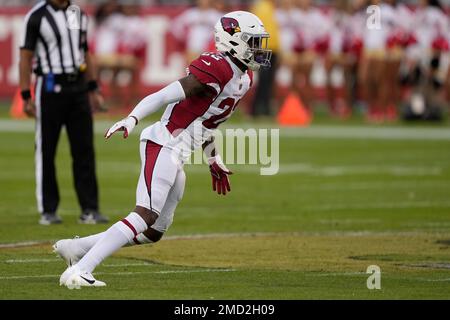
188, 52, 234, 96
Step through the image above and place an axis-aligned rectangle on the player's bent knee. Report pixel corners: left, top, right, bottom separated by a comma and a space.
143, 228, 164, 242
134, 206, 158, 227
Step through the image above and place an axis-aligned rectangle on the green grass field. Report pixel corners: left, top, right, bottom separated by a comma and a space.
1, 108, 450, 299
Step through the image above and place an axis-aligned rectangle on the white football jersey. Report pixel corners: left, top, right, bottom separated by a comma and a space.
140, 52, 253, 161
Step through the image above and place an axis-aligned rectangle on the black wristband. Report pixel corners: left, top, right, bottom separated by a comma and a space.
130, 115, 139, 125
21, 89, 31, 101
87, 80, 99, 92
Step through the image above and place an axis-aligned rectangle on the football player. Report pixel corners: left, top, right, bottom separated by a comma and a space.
55, 11, 272, 288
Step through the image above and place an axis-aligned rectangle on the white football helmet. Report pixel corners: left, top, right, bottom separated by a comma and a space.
214, 11, 272, 71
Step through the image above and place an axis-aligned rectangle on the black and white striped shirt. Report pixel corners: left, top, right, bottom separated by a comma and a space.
20, 0, 89, 75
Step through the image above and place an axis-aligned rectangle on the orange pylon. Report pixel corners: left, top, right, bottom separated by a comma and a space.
277, 92, 312, 126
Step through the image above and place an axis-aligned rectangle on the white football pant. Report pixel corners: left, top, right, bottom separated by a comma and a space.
135, 140, 185, 233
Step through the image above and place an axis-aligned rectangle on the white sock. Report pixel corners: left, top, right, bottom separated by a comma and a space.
73, 233, 105, 256
71, 229, 153, 259
76, 212, 147, 273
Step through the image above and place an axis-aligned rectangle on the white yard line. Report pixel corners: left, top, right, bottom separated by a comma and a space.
308, 272, 367, 277
277, 126, 450, 141
1, 269, 449, 283
0, 241, 44, 248
180, 199, 450, 214
309, 273, 450, 282
102, 162, 444, 176
4, 259, 153, 267
0, 230, 445, 250
275, 164, 443, 176
102, 262, 152, 267
1, 232, 299, 249
2, 119, 450, 140
5, 258, 59, 263
423, 278, 450, 282
104, 269, 235, 275
0, 268, 235, 281
304, 200, 450, 211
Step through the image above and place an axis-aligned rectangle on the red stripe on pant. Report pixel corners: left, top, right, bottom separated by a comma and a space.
144, 140, 163, 211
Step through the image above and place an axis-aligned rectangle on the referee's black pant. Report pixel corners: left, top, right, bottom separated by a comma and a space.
34, 75, 98, 214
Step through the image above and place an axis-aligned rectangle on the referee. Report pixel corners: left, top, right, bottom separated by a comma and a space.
19, 0, 109, 225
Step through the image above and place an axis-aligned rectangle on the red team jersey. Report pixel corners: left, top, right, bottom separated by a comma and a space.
140, 52, 253, 160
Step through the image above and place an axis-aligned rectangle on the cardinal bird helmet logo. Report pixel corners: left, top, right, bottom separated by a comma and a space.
221, 17, 241, 36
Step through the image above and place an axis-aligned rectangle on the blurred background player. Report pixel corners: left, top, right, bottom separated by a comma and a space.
290, 0, 330, 114
359, 0, 411, 122
324, 0, 352, 119
322, 0, 363, 119
359, 0, 386, 122
171, 0, 223, 65
275, 0, 298, 83
92, 0, 147, 111
403, 0, 449, 120
383, 0, 414, 121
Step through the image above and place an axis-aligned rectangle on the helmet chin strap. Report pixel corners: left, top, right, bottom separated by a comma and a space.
225, 51, 248, 72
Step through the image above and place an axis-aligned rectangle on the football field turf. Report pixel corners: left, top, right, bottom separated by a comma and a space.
1, 117, 450, 299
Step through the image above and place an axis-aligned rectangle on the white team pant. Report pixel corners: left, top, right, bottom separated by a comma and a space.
136, 140, 185, 233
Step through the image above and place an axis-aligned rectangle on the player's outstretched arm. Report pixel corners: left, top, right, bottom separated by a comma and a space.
203, 137, 233, 196
105, 74, 211, 139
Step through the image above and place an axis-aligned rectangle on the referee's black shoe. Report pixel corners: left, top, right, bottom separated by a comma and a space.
39, 212, 63, 225
79, 210, 109, 224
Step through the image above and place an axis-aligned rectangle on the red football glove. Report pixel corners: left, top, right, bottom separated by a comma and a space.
208, 156, 232, 195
